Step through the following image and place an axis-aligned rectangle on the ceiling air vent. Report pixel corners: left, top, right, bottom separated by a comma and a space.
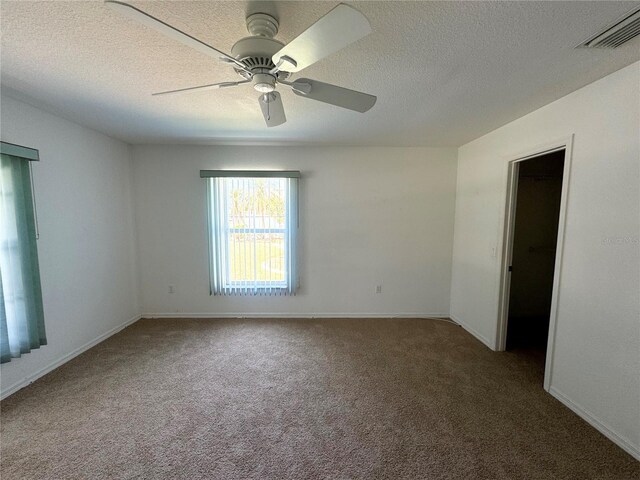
579, 7, 640, 48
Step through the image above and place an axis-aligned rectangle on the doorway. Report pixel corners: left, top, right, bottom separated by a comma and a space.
507, 151, 564, 354
497, 140, 572, 389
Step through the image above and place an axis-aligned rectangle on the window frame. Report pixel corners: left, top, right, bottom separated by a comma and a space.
202, 170, 299, 296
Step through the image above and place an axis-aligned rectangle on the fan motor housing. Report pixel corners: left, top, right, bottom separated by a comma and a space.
231, 36, 287, 78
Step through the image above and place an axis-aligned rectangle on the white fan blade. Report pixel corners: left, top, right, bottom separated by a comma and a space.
272, 4, 371, 73
258, 92, 286, 127
153, 80, 250, 96
105, 1, 249, 73
291, 78, 376, 113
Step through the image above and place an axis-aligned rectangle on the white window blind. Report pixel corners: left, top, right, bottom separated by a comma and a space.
205, 173, 298, 295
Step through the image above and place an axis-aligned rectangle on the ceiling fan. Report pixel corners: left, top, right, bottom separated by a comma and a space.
105, 1, 377, 127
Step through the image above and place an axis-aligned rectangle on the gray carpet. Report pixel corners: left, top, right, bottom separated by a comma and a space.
1, 318, 638, 479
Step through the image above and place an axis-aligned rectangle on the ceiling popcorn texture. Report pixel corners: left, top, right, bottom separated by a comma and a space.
1, 1, 639, 146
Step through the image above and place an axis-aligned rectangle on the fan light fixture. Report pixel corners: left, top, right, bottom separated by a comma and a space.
253, 74, 276, 93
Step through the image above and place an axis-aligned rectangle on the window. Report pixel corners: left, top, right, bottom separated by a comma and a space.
0, 142, 46, 364
203, 171, 299, 295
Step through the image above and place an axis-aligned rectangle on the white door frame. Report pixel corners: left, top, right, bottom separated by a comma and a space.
495, 135, 573, 392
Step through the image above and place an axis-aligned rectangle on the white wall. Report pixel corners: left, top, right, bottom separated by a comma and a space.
0, 94, 139, 398
132, 145, 457, 317
450, 62, 640, 458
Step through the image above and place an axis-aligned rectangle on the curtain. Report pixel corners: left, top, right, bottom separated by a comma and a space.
207, 176, 298, 296
0, 153, 46, 363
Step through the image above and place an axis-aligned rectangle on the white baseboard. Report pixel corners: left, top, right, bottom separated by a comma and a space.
548, 386, 640, 461
1, 314, 142, 400
141, 312, 451, 320
449, 314, 496, 350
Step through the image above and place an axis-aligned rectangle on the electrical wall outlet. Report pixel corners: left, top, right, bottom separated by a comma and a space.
168, 285, 175, 294
375, 285, 382, 294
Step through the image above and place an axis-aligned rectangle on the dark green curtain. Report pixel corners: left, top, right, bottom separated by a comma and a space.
0, 153, 46, 363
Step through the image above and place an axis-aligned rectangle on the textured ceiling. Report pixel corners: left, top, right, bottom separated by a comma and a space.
1, 1, 639, 146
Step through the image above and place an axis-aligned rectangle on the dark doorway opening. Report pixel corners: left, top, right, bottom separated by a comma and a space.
506, 150, 565, 362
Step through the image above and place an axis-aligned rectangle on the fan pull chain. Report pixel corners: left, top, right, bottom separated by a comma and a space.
266, 94, 270, 120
